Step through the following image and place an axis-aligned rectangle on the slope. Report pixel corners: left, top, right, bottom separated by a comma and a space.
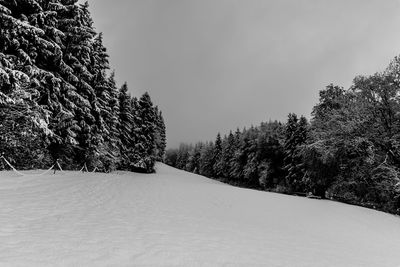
0, 163, 399, 266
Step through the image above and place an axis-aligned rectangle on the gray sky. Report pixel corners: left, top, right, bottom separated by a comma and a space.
86, 0, 400, 148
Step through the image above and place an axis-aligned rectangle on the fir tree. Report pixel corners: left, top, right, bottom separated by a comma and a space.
221, 131, 235, 178
154, 106, 166, 161
230, 129, 246, 181
283, 113, 308, 193
176, 143, 191, 170
57, 1, 101, 167
186, 142, 202, 173
243, 127, 260, 187
199, 142, 215, 177
89, 34, 119, 170
132, 92, 157, 172
213, 133, 223, 177
118, 82, 133, 168
106, 71, 121, 169
0, 0, 59, 165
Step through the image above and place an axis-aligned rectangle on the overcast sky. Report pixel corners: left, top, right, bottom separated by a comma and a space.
86, 0, 400, 148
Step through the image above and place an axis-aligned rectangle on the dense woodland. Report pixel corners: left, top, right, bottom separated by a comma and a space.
0, 0, 166, 172
166, 59, 400, 215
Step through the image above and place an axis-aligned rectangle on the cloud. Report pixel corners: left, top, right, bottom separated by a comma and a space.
88, 0, 400, 147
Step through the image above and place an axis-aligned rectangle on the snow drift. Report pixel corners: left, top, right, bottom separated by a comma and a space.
0, 163, 399, 266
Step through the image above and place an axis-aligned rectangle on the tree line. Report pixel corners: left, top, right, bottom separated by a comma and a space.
166, 58, 400, 215
0, 0, 166, 172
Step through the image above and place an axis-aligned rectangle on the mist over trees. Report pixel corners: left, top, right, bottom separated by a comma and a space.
0, 0, 166, 173
166, 58, 400, 215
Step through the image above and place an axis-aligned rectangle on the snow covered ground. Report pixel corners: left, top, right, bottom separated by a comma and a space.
0, 163, 400, 267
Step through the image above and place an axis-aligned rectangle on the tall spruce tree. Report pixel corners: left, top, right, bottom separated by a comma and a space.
186, 142, 202, 173
283, 113, 308, 193
154, 107, 166, 161
221, 131, 235, 178
199, 142, 215, 177
106, 71, 121, 169
89, 34, 120, 170
243, 127, 260, 187
231, 129, 247, 181
0, 0, 61, 165
118, 82, 132, 168
57, 1, 102, 167
132, 92, 157, 172
213, 133, 223, 177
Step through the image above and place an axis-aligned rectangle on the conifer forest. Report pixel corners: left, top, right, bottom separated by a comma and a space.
0, 0, 166, 173
166, 66, 400, 215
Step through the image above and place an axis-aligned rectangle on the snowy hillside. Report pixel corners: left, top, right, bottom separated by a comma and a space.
1, 163, 400, 267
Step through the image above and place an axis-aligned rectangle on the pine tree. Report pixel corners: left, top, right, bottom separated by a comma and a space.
154, 107, 166, 161
257, 128, 285, 189
186, 142, 202, 173
0, 81, 51, 169
106, 71, 121, 169
213, 133, 223, 177
57, 1, 101, 167
0, 0, 60, 166
221, 131, 235, 179
89, 33, 120, 170
165, 148, 178, 167
118, 82, 133, 168
283, 113, 308, 193
243, 127, 260, 187
231, 128, 246, 181
176, 143, 191, 170
132, 92, 157, 172
199, 142, 215, 177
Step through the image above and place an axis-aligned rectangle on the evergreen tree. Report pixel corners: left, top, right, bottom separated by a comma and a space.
106, 71, 121, 169
90, 33, 118, 170
118, 82, 133, 168
213, 133, 223, 177
231, 129, 247, 181
176, 143, 191, 170
199, 142, 215, 177
186, 142, 202, 173
0, 81, 51, 169
165, 148, 178, 167
243, 127, 260, 187
283, 113, 308, 193
0, 0, 62, 165
57, 1, 101, 167
154, 107, 166, 161
132, 92, 157, 172
221, 131, 235, 178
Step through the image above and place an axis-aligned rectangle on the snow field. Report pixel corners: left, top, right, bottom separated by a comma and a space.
0, 163, 400, 266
